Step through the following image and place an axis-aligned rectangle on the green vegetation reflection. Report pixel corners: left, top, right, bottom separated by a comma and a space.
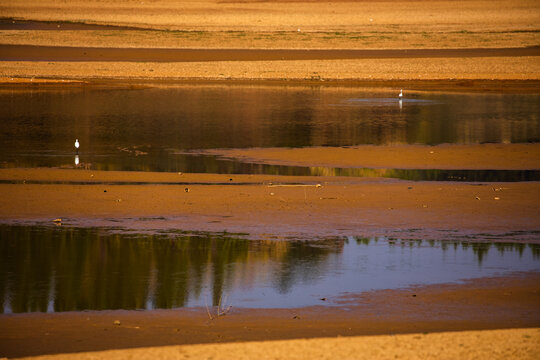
0, 225, 538, 313
0, 226, 342, 313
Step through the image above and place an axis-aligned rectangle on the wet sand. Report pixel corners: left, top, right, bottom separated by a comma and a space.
204, 143, 540, 171
1, 273, 539, 358
3, 44, 539, 62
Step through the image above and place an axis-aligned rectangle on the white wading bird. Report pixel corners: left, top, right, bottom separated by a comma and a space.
75, 139, 80, 154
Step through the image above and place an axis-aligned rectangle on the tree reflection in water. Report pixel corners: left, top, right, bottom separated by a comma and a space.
0, 225, 538, 313
0, 225, 342, 313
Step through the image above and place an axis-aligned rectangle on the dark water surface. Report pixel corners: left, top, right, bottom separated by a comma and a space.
1, 225, 538, 313
1, 85, 538, 178
0, 18, 138, 31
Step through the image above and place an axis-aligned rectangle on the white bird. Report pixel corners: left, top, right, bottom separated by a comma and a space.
398, 89, 403, 99
75, 139, 80, 154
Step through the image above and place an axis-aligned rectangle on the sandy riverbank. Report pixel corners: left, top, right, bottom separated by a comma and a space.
1, 0, 538, 83
1, 56, 539, 83
1, 0, 538, 49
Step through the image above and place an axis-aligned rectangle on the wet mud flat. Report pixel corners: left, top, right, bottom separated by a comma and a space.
0, 168, 539, 241
3, 44, 539, 62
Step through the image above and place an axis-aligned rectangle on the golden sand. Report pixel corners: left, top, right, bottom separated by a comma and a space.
1, 1, 539, 359
14, 328, 540, 360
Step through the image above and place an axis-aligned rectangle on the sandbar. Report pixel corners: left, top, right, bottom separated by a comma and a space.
204, 143, 540, 171
0, 165, 539, 241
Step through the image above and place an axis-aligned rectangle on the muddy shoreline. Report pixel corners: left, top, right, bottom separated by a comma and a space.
1, 273, 539, 358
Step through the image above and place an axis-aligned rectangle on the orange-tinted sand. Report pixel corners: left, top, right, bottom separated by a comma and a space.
15, 328, 540, 360
1, 1, 539, 358
1, 0, 539, 83
204, 143, 540, 170
0, 167, 539, 240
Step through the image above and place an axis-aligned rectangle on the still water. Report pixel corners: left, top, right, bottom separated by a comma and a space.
1, 225, 538, 313
1, 85, 539, 177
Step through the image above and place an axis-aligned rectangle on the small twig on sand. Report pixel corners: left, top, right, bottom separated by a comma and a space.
205, 294, 232, 320
217, 294, 232, 317
205, 296, 214, 320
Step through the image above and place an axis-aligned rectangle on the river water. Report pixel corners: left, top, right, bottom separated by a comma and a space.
1, 85, 538, 178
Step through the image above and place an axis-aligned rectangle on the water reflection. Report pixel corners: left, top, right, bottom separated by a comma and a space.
1, 152, 537, 182
0, 86, 538, 171
307, 166, 539, 182
1, 225, 538, 313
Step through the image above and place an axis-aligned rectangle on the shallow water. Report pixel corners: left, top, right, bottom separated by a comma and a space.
1, 225, 538, 313
0, 85, 538, 178
0, 19, 137, 31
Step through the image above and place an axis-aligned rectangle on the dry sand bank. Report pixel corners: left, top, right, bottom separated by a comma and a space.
0, 167, 539, 241
1, 56, 539, 83
1, 0, 538, 82
1, 0, 538, 36
11, 328, 540, 360
206, 143, 540, 170
2, 274, 539, 358
2, 27, 539, 51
